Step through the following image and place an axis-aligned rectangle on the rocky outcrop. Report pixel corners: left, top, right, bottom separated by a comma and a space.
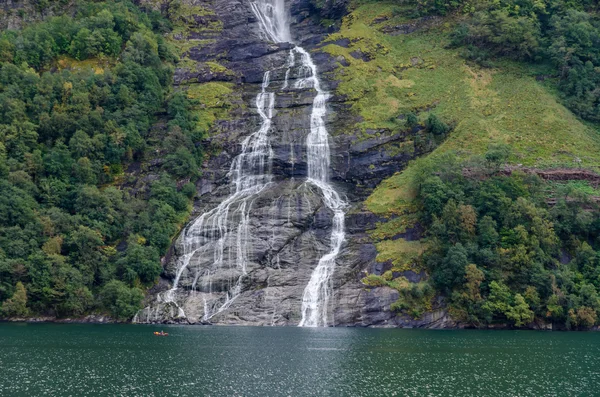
0, 0, 60, 29
136, 0, 444, 328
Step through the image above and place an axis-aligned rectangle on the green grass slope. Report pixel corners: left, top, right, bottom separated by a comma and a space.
321, 0, 600, 325
323, 0, 600, 225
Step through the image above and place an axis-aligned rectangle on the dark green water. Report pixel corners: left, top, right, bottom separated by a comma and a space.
1, 324, 599, 396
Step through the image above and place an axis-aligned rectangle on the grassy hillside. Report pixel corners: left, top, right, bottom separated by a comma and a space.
323, 0, 600, 327
325, 0, 600, 247
325, 1, 600, 167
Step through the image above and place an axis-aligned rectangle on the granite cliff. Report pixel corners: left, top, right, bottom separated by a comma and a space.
133, 0, 442, 327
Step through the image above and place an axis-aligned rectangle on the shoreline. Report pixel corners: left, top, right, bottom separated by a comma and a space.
0, 315, 119, 324
2, 316, 599, 331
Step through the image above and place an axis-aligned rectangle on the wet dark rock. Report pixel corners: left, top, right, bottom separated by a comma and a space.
381, 23, 419, 36
335, 55, 350, 67
380, 16, 440, 36
392, 224, 423, 242
393, 270, 427, 283
349, 49, 370, 61
307, 0, 349, 20
328, 38, 351, 48
371, 15, 389, 25
137, 0, 447, 329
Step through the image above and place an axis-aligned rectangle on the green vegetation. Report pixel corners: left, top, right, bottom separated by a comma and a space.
327, 0, 600, 327
363, 272, 435, 318
1, 281, 29, 317
367, 147, 600, 328
153, 0, 239, 139
186, 82, 236, 133
410, 150, 600, 328
324, 1, 600, 168
0, 1, 202, 320
443, 0, 600, 123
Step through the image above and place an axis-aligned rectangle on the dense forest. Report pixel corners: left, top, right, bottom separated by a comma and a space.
411, 0, 600, 328
367, 152, 600, 329
421, 152, 600, 328
0, 0, 201, 320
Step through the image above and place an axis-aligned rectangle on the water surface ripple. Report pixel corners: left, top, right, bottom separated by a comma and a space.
1, 324, 598, 396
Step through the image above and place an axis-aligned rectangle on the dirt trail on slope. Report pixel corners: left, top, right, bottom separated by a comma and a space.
463, 166, 600, 186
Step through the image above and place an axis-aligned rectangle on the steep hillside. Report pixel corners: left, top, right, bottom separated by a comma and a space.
0, 0, 203, 321
131, 0, 459, 327
2, 0, 600, 329
322, 0, 600, 328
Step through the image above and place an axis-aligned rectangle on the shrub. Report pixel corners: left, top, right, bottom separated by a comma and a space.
425, 114, 450, 135
100, 280, 144, 320
1, 281, 28, 317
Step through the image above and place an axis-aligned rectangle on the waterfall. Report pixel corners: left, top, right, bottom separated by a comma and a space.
250, 0, 291, 43
136, 0, 346, 326
294, 47, 347, 327
135, 66, 277, 322
251, 0, 347, 327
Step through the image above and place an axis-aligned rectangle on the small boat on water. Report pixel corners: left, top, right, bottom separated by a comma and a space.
153, 331, 168, 336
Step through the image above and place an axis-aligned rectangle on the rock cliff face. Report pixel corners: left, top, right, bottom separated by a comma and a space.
136, 0, 441, 327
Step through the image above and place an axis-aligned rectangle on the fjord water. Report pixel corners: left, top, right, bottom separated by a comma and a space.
2, 324, 599, 396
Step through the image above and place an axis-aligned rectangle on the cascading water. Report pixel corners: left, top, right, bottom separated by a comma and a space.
294, 48, 347, 327
251, 0, 347, 327
135, 67, 277, 323
250, 0, 290, 43
135, 0, 346, 326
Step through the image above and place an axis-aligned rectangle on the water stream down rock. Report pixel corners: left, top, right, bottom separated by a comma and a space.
135, 0, 346, 327
134, 0, 450, 328
251, 0, 349, 327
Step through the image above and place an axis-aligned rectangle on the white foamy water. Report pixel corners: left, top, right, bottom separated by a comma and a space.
251, 0, 347, 327
135, 0, 346, 325
250, 0, 291, 43
134, 69, 277, 322
294, 47, 347, 327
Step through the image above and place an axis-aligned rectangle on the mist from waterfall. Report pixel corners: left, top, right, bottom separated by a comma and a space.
251, 0, 347, 327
